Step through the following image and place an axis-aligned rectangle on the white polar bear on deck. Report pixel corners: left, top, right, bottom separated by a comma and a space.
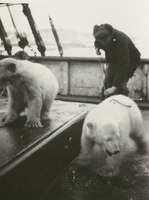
78, 95, 149, 177
0, 58, 59, 128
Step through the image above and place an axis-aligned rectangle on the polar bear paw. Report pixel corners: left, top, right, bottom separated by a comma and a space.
25, 120, 43, 128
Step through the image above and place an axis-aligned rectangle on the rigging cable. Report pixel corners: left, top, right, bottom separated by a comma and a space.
7, 3, 29, 49
0, 17, 12, 55
22, 3, 46, 56
46, 4, 63, 57
10, 4, 37, 56
48, 14, 63, 57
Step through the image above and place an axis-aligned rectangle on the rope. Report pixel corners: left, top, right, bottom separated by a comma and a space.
7, 4, 19, 38
110, 99, 132, 108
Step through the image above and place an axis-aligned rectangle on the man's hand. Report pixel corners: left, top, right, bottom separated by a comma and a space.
95, 48, 101, 55
104, 86, 117, 97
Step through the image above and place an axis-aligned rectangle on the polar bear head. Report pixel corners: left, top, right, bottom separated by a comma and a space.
0, 58, 18, 87
87, 119, 120, 156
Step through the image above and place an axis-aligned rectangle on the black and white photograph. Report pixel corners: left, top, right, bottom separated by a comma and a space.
0, 0, 149, 200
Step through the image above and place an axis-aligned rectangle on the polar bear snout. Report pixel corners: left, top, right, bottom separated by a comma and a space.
114, 149, 120, 155
104, 140, 120, 157
105, 149, 113, 156
105, 148, 120, 156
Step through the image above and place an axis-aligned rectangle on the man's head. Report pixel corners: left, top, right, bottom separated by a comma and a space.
93, 24, 113, 52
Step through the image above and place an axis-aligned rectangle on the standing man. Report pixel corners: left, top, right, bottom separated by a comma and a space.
93, 24, 141, 98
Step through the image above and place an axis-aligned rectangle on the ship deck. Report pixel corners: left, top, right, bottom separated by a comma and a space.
43, 108, 149, 200
0, 98, 149, 200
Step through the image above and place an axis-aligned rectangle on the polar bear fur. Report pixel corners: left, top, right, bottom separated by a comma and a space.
78, 95, 149, 176
0, 58, 58, 128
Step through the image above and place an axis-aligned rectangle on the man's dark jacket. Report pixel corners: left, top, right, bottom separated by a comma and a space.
94, 24, 141, 87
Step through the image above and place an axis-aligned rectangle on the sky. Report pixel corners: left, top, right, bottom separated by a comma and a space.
0, 0, 149, 38
46, 0, 149, 38
0, 0, 149, 57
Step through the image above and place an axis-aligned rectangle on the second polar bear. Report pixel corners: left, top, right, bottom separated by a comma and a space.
0, 58, 58, 128
78, 95, 149, 176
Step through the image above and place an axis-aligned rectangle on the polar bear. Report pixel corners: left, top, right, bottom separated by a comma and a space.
78, 95, 149, 176
0, 58, 58, 128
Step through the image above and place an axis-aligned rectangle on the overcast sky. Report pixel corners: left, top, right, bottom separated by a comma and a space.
1, 0, 149, 38
44, 0, 149, 38
0, 0, 149, 57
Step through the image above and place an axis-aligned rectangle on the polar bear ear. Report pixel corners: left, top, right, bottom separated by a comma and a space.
7, 63, 16, 72
87, 122, 94, 130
